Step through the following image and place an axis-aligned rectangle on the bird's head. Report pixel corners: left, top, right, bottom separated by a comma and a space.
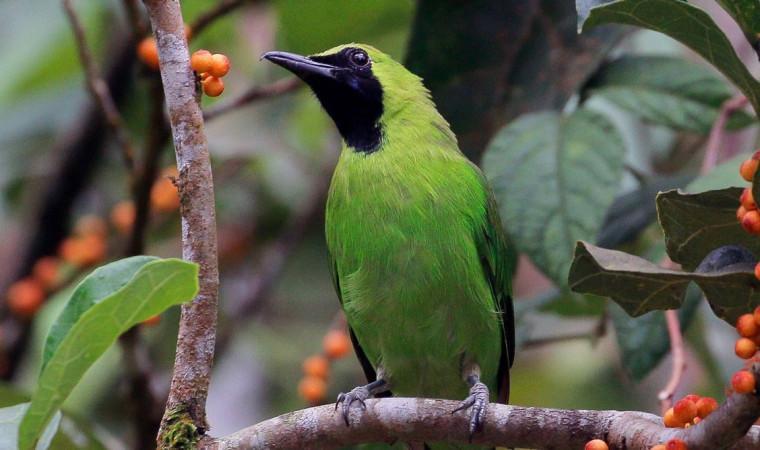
262, 44, 434, 154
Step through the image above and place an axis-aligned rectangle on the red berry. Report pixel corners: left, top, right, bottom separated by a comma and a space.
682, 394, 701, 404
736, 337, 758, 359
696, 397, 718, 418
737, 314, 759, 337
740, 158, 759, 182
665, 439, 688, 450
741, 188, 757, 210
673, 398, 698, 424
732, 370, 756, 394
738, 205, 749, 221
584, 439, 608, 450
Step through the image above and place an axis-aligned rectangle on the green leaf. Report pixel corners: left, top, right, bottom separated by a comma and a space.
19, 258, 199, 450
586, 56, 755, 133
657, 188, 756, 271
612, 283, 701, 380
715, 1, 760, 51
483, 109, 625, 285
687, 153, 749, 192
581, 0, 760, 117
0, 403, 59, 450
42, 255, 158, 371
569, 241, 758, 324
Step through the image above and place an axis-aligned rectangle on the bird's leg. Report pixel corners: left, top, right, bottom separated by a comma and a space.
452, 363, 489, 438
335, 369, 390, 426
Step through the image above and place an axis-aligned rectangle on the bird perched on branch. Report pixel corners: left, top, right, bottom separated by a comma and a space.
264, 44, 514, 449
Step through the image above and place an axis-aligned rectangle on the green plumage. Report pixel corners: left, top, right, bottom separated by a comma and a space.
265, 43, 514, 450
324, 45, 513, 448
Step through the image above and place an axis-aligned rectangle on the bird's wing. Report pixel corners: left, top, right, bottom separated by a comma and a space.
476, 176, 516, 404
328, 253, 390, 394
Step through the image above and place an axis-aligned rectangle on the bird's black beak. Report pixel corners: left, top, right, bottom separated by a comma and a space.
261, 51, 339, 81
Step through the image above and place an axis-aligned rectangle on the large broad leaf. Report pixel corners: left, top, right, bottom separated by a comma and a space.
18, 258, 199, 450
0, 404, 59, 450
569, 241, 758, 324
612, 283, 701, 380
42, 255, 157, 370
586, 56, 755, 133
580, 0, 760, 117
483, 109, 625, 285
657, 188, 757, 271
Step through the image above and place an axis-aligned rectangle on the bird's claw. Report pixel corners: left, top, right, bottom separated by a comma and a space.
335, 385, 370, 426
452, 381, 489, 439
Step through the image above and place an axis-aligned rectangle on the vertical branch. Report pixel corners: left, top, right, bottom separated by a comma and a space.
142, 0, 219, 446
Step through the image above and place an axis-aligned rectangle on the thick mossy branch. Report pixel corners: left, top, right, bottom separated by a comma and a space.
162, 406, 199, 450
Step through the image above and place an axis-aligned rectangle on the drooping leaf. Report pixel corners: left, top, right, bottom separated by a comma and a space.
580, 0, 760, 117
42, 255, 158, 371
657, 188, 756, 271
19, 258, 199, 450
483, 109, 625, 285
569, 241, 758, 324
612, 283, 701, 380
586, 56, 755, 133
0, 404, 59, 450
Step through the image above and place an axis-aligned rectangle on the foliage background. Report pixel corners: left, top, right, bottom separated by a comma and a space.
0, 0, 758, 448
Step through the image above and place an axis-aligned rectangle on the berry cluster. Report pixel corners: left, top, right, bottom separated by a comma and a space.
737, 153, 760, 238
663, 394, 717, 428
732, 310, 760, 394
298, 328, 352, 404
191, 50, 230, 97
136, 27, 230, 98
4, 167, 180, 321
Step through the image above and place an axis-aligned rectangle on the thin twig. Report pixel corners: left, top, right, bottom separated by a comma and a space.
700, 95, 749, 174
201, 364, 760, 450
204, 78, 302, 121
143, 1, 219, 445
190, 0, 254, 38
62, 0, 136, 172
659, 308, 687, 413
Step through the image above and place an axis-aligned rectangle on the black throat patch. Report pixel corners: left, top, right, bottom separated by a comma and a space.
307, 49, 383, 153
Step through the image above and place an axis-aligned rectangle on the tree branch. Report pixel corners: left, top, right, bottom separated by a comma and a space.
62, 0, 136, 172
142, 0, 219, 445
203, 78, 301, 121
200, 390, 760, 450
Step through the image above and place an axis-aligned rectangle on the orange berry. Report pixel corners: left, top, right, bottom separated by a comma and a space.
584, 439, 608, 450
732, 370, 756, 394
651, 445, 666, 450
209, 53, 230, 77
142, 315, 161, 327
302, 355, 330, 379
151, 177, 180, 212
755, 263, 760, 282
682, 394, 700, 404
7, 278, 45, 318
75, 215, 108, 238
696, 397, 718, 418
673, 398, 698, 424
202, 76, 224, 97
665, 439, 688, 450
738, 205, 748, 221
663, 407, 682, 428
742, 210, 760, 234
323, 329, 351, 359
736, 337, 758, 359
741, 159, 759, 182
741, 188, 757, 210
190, 50, 214, 73
737, 313, 758, 337
200, 72, 211, 81
298, 375, 327, 404
754, 306, 760, 326
60, 235, 106, 267
32, 256, 61, 290
110, 201, 135, 235
137, 37, 159, 70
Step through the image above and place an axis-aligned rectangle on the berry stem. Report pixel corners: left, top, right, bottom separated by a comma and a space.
659, 308, 687, 414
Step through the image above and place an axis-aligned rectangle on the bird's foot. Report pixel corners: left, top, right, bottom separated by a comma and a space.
452, 380, 489, 438
335, 385, 371, 425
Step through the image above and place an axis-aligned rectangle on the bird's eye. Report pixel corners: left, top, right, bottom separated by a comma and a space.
349, 50, 370, 68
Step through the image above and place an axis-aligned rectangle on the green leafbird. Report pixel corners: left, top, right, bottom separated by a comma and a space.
264, 44, 514, 448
